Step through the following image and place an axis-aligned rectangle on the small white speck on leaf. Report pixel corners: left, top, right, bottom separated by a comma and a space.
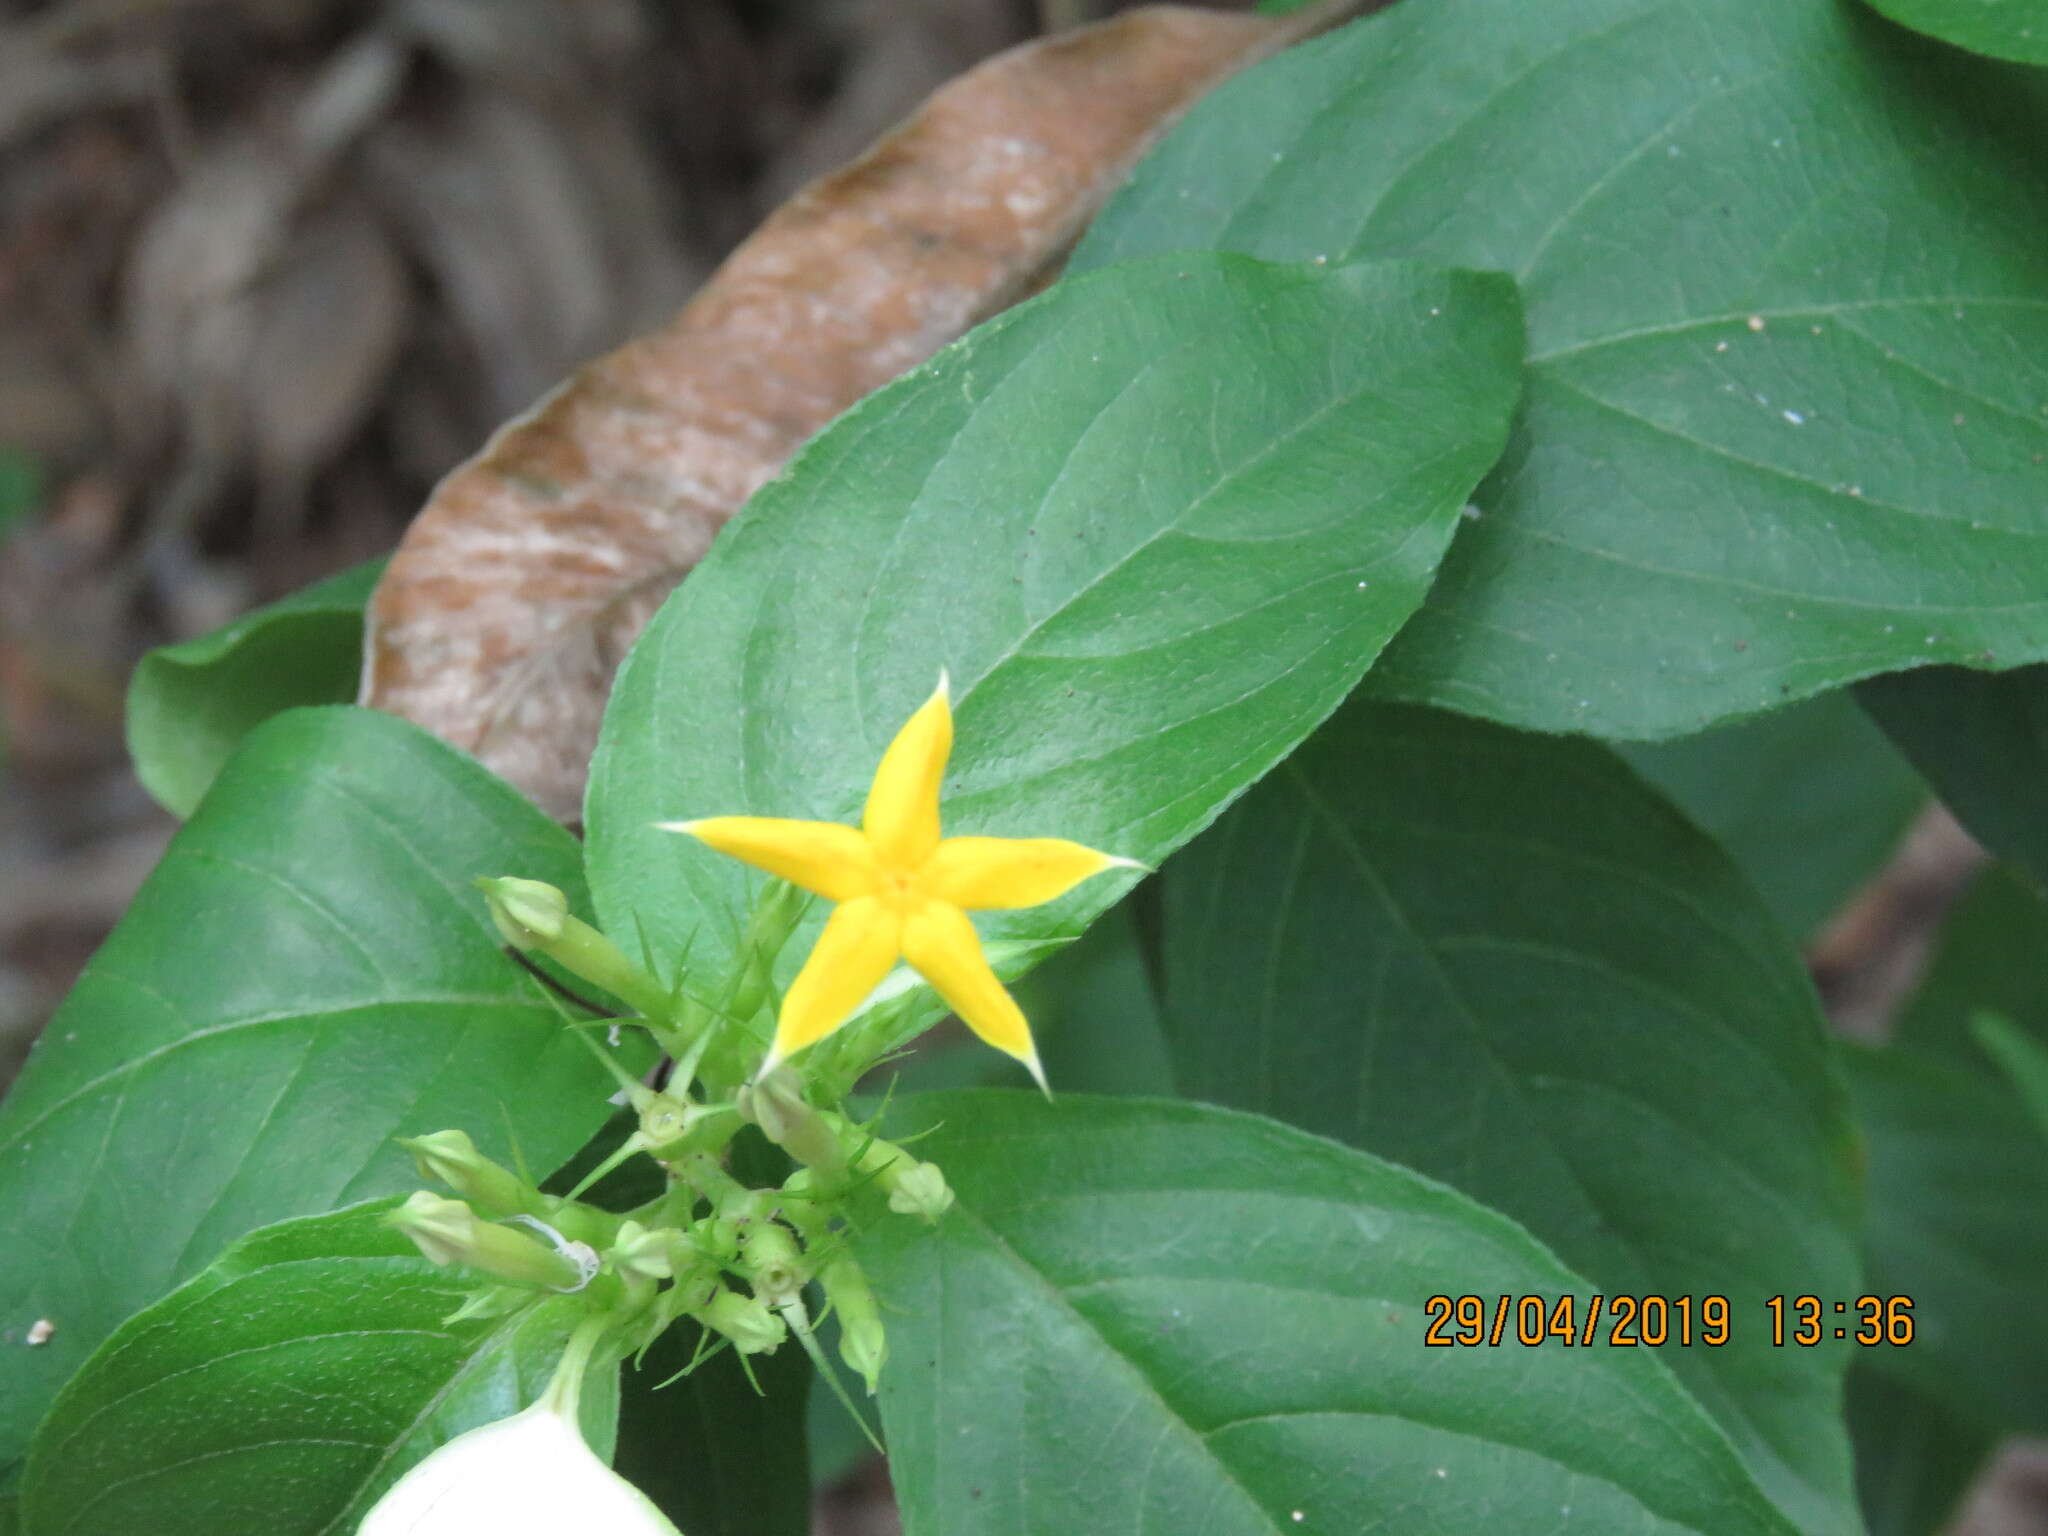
1434, 1468, 1448, 1480
1746, 315, 1766, 332
26, 1318, 54, 1346
1782, 410, 1804, 425
1461, 503, 1483, 520
1714, 341, 1728, 352
1429, 307, 1441, 316
1312, 253, 1328, 265
1291, 1513, 1306, 1524
1356, 580, 1369, 589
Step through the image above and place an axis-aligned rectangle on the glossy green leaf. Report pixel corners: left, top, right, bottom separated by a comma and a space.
126, 560, 382, 817
1894, 863, 2048, 1067
1845, 1365, 1993, 1536
1839, 1040, 2048, 1432
585, 254, 1522, 1022
1859, 664, 2048, 888
1075, 0, 2048, 738
1158, 699, 1861, 1534
1010, 899, 1173, 1097
1863, 0, 2048, 63
860, 1092, 1798, 1536
20, 1203, 615, 1536
0, 706, 634, 1477
1618, 692, 1925, 939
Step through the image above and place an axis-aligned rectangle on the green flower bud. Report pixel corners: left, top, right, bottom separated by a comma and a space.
475, 876, 674, 1025
839, 1127, 953, 1223
739, 1073, 844, 1173
695, 1286, 787, 1355
691, 1205, 744, 1266
817, 1254, 887, 1395
881, 1158, 953, 1223
738, 1219, 806, 1307
638, 1095, 740, 1162
398, 1129, 543, 1217
609, 1220, 679, 1282
476, 876, 568, 948
389, 1192, 597, 1293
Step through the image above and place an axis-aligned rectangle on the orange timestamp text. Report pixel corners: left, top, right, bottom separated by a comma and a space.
1422, 1293, 1917, 1348
1424, 1293, 1732, 1347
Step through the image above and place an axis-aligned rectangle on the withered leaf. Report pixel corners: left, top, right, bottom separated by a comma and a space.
362, 0, 1376, 821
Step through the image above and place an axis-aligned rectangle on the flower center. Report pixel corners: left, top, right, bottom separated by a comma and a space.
878, 864, 922, 913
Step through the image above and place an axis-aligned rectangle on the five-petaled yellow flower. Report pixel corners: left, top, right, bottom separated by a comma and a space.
660, 674, 1138, 1089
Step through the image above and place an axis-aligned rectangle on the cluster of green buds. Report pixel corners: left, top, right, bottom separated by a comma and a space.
388, 877, 954, 1403
361, 687, 1130, 1530
389, 1098, 943, 1399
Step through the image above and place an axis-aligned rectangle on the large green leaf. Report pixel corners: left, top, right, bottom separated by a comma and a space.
1075, 0, 2048, 738
1838, 1040, 2048, 1432
1158, 700, 1861, 1534
585, 254, 1521, 1009
859, 1092, 1797, 1536
1618, 692, 1924, 939
19, 1203, 612, 1536
1845, 1365, 1993, 1536
1859, 664, 2048, 888
0, 706, 631, 1475
127, 560, 382, 817
1863, 0, 2048, 64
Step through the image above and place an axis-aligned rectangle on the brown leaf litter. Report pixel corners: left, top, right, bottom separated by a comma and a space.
363, 1, 1384, 821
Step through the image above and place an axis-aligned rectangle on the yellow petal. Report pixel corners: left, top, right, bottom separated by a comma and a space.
900, 899, 1042, 1082
772, 897, 903, 1062
863, 675, 952, 869
921, 836, 1137, 910
660, 816, 877, 902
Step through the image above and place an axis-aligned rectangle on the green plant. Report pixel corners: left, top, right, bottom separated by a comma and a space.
6, 2, 2047, 1533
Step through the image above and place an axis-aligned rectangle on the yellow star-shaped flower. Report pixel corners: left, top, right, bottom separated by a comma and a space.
659, 674, 1138, 1088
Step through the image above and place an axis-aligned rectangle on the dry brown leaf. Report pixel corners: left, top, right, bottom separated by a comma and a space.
365, 0, 1378, 821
